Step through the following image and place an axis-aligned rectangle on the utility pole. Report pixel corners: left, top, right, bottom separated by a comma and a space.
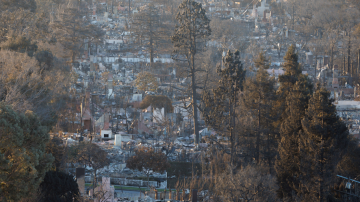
319, 92, 325, 202
358, 49, 360, 76
343, 55, 346, 75
292, 5, 295, 30
330, 45, 334, 75
257, 86, 261, 165
315, 53, 317, 84
348, 31, 351, 77
128, 0, 131, 17
111, 0, 114, 14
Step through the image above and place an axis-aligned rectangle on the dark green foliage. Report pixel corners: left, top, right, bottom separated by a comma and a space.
0, 103, 54, 201
275, 79, 312, 200
39, 109, 59, 129
218, 50, 246, 92
276, 84, 350, 201
126, 147, 170, 188
282, 45, 302, 76
202, 50, 245, 166
126, 147, 170, 174
275, 45, 314, 200
167, 161, 202, 188
243, 62, 276, 128
299, 86, 349, 200
1, 35, 38, 57
46, 137, 65, 171
39, 171, 80, 202
166, 162, 202, 178
140, 95, 173, 113
243, 62, 277, 168
336, 138, 360, 179
203, 50, 245, 131
273, 44, 313, 129
35, 50, 54, 71
69, 142, 110, 170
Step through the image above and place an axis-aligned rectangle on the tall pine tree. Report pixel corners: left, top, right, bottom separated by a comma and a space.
243, 52, 277, 171
172, 0, 211, 144
202, 50, 245, 167
275, 78, 312, 200
299, 85, 349, 201
131, 4, 170, 67
273, 45, 312, 129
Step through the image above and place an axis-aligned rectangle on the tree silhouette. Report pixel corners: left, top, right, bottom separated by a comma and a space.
39, 171, 80, 202
140, 95, 173, 113
172, 0, 211, 144
202, 50, 245, 168
126, 146, 169, 188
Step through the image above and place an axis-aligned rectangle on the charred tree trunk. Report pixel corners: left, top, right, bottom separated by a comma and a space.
149, 20, 154, 68
348, 32, 351, 76
191, 54, 199, 144
256, 93, 261, 164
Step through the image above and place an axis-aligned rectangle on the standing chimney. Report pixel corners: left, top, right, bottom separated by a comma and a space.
358, 49, 360, 75
191, 189, 198, 202
76, 168, 86, 196
343, 56, 346, 75
323, 56, 329, 66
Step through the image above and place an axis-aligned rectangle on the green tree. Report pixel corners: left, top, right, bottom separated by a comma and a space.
275, 79, 312, 200
336, 138, 360, 179
202, 50, 245, 167
39, 171, 80, 202
171, 0, 211, 144
0, 103, 54, 201
273, 44, 312, 129
166, 162, 202, 179
299, 86, 349, 201
243, 56, 277, 171
69, 142, 110, 196
45, 137, 65, 171
126, 146, 170, 188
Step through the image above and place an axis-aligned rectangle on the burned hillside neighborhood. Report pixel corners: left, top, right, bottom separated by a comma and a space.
2, 0, 360, 201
